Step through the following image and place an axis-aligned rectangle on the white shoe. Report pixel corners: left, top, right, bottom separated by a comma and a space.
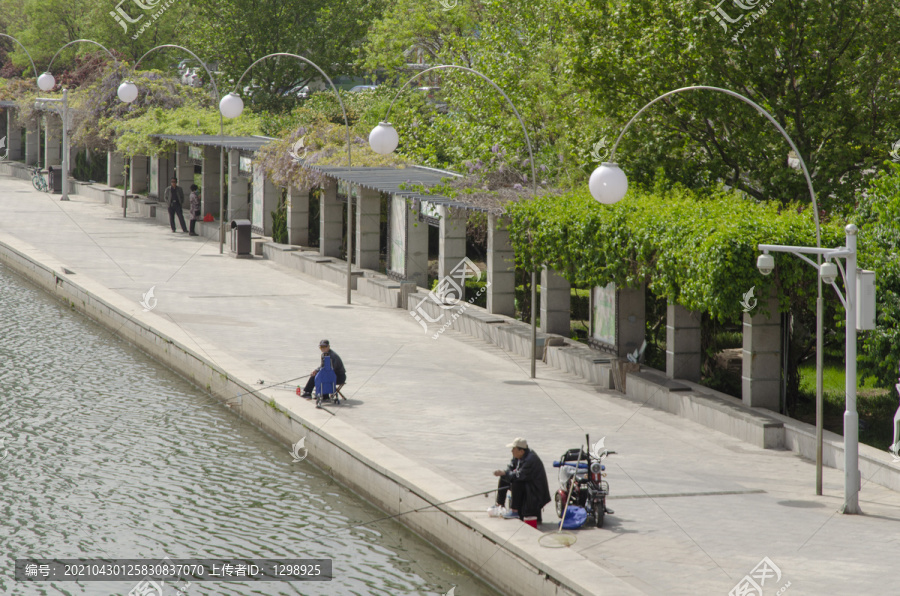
487, 505, 507, 517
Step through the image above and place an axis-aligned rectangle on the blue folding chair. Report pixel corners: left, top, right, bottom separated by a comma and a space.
313, 355, 344, 407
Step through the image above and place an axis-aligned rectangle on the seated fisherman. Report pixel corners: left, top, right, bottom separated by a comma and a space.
492, 437, 551, 523
300, 339, 346, 399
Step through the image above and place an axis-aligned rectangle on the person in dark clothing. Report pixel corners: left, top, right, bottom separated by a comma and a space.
164, 177, 188, 233
300, 339, 346, 398
493, 438, 551, 523
188, 184, 201, 236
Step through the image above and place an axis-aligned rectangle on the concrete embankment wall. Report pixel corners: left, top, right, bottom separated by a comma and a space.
0, 232, 641, 596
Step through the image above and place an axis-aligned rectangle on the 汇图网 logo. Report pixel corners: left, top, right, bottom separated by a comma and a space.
140, 286, 158, 312
290, 437, 308, 463
740, 286, 757, 313
729, 556, 790, 596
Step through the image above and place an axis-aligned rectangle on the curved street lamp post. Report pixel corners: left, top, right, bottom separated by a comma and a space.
220, 53, 353, 304
598, 85, 847, 507
37, 40, 120, 202
118, 45, 226, 253
368, 65, 544, 378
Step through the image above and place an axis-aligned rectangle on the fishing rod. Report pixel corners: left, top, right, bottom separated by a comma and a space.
257, 487, 500, 546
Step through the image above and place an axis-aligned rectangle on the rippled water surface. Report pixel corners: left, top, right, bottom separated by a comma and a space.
0, 264, 496, 596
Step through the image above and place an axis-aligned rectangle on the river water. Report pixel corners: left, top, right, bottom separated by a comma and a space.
0, 263, 496, 596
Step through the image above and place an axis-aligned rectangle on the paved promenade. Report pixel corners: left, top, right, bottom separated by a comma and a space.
2, 174, 899, 595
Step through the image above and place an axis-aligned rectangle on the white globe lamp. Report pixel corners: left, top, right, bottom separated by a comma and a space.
117, 80, 138, 103
37, 72, 56, 92
219, 93, 244, 119
589, 162, 629, 204
369, 122, 399, 155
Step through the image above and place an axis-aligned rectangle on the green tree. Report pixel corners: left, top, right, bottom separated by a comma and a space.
189, 0, 386, 111
570, 0, 900, 212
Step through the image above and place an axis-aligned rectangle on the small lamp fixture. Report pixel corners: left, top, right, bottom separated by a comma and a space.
589, 162, 628, 204
37, 72, 56, 91
117, 80, 138, 103
219, 93, 244, 119
757, 253, 775, 276
819, 261, 838, 285
368, 122, 399, 155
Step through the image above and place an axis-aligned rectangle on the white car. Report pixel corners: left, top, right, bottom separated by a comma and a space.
348, 85, 378, 93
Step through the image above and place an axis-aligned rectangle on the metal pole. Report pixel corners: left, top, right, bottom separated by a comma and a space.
219, 147, 224, 253
531, 271, 537, 378
60, 89, 69, 201
816, 285, 824, 495
124, 157, 130, 218
347, 188, 352, 304
843, 224, 860, 514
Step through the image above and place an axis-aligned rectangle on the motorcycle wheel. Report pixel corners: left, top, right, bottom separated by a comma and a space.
594, 498, 605, 528
555, 492, 564, 519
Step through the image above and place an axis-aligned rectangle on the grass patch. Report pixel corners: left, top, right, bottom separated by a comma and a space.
794, 360, 898, 451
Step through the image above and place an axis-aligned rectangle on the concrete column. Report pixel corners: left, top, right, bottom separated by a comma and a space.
228, 149, 249, 221
666, 303, 701, 382
175, 143, 193, 187
108, 152, 125, 187
149, 154, 171, 199
356, 186, 381, 270
201, 146, 221, 218
129, 155, 148, 194
7, 109, 22, 160
540, 268, 571, 335
742, 288, 782, 409
25, 117, 39, 166
406, 201, 429, 288
319, 182, 343, 257
437, 205, 467, 300
617, 285, 646, 358
487, 213, 516, 316
251, 166, 278, 236
44, 115, 61, 168
287, 185, 310, 246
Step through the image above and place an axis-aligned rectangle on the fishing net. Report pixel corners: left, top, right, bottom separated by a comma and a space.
538, 531, 577, 548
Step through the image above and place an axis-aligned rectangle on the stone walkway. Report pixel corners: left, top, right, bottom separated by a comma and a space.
2, 175, 899, 596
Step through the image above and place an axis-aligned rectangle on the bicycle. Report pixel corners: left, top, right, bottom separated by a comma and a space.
31, 167, 49, 192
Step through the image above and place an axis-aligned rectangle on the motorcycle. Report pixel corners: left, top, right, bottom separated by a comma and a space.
552, 435, 616, 528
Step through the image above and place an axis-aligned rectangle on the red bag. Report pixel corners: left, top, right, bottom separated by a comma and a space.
203, 213, 214, 222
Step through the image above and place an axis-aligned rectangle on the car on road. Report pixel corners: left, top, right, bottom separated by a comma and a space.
348, 85, 378, 93
284, 85, 311, 99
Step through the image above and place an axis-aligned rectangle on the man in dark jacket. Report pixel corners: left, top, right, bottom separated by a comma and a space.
493, 438, 551, 523
300, 339, 346, 398
164, 177, 188, 233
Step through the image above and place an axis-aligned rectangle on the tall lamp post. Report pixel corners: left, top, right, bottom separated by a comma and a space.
118, 45, 225, 253
368, 65, 544, 377
594, 85, 828, 496
33, 91, 69, 200
756, 225, 873, 514
38, 40, 120, 204
219, 53, 353, 304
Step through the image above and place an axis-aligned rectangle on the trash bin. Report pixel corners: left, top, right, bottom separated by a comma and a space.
230, 219, 252, 256
48, 168, 62, 193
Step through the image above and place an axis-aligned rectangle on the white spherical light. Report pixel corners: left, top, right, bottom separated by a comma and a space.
37, 72, 56, 92
117, 80, 138, 103
588, 162, 629, 204
219, 93, 244, 119
369, 122, 399, 155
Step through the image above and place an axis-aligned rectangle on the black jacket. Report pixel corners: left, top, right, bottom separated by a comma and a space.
502, 449, 551, 517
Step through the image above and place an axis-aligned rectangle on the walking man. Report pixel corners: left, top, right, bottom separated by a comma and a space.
164, 177, 188, 233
